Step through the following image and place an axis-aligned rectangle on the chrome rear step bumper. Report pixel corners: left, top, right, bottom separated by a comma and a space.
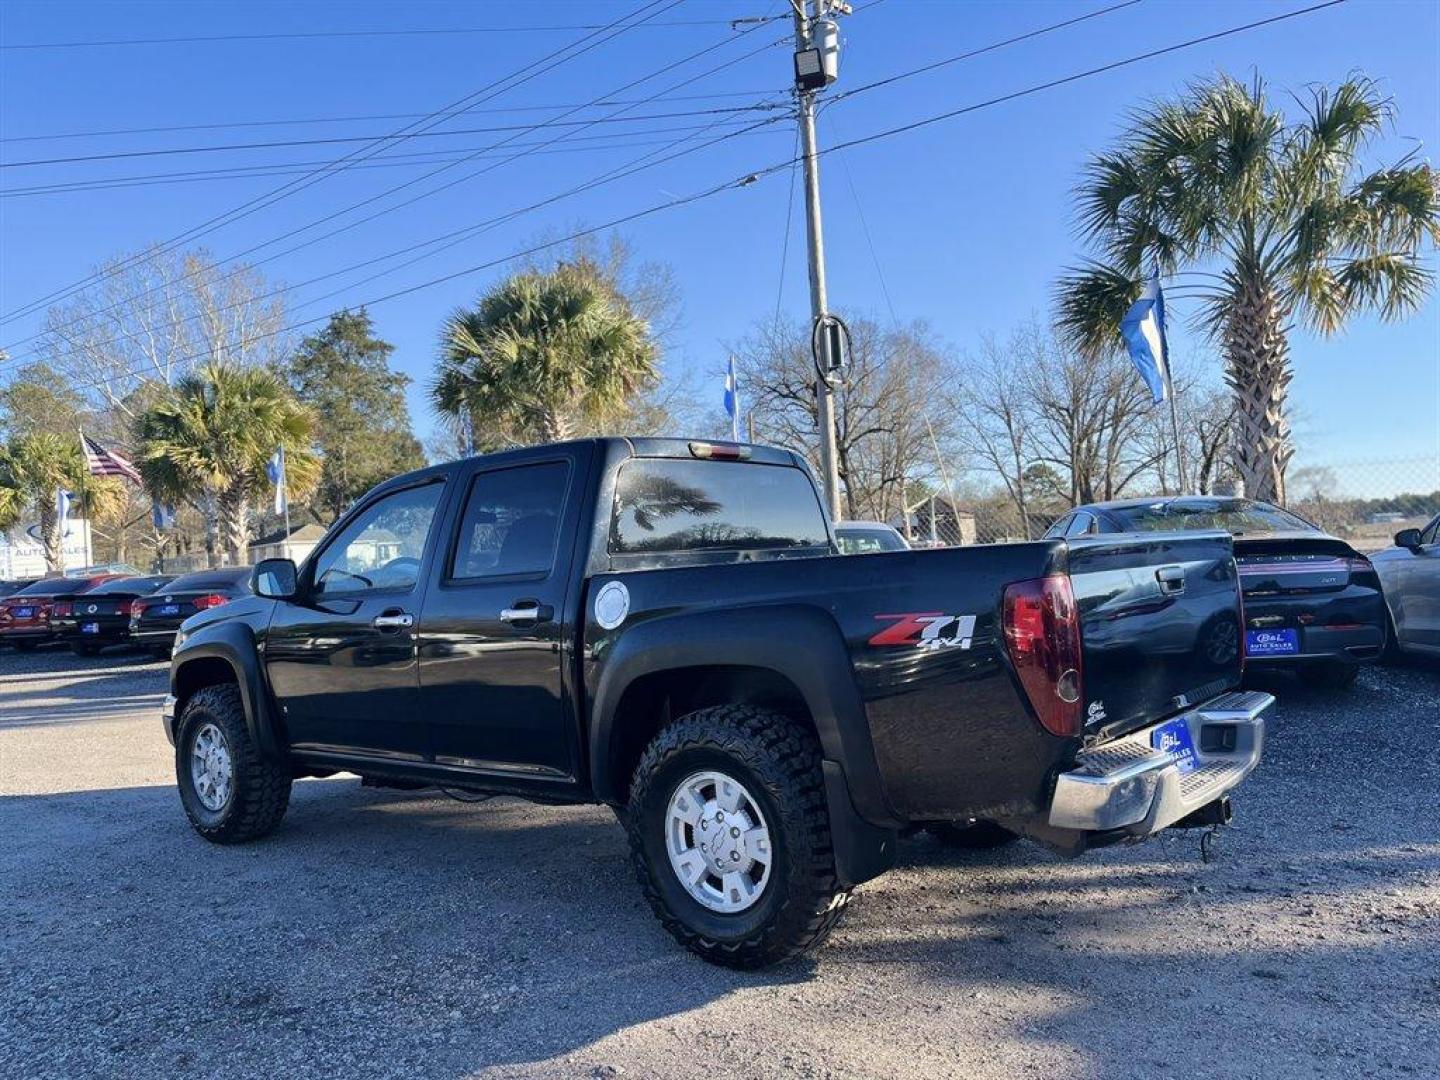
1048, 690, 1271, 834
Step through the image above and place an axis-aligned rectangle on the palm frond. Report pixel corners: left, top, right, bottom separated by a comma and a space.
1054, 263, 1142, 359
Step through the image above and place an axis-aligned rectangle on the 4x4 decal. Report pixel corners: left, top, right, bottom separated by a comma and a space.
869, 612, 977, 650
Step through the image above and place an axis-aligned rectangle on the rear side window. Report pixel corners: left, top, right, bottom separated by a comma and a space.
609, 459, 828, 555
450, 461, 570, 579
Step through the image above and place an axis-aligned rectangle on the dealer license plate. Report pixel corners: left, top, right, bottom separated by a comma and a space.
13, 606, 35, 618
1151, 717, 1199, 775
156, 604, 181, 617
1245, 628, 1299, 657
81, 622, 100, 634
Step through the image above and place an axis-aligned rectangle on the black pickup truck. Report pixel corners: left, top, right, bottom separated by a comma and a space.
163, 437, 1272, 967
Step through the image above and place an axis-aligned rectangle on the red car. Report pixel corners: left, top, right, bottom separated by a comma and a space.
0, 574, 123, 650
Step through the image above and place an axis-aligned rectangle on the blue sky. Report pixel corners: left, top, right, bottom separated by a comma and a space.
2, 0, 1437, 491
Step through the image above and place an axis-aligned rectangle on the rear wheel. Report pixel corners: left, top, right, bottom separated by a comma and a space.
175, 684, 291, 843
1299, 661, 1360, 691
926, 820, 1021, 849
626, 705, 849, 968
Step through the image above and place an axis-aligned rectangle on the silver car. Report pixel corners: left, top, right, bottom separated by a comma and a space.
1371, 513, 1440, 657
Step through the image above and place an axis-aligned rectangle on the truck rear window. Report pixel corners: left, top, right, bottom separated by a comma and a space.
609, 459, 829, 555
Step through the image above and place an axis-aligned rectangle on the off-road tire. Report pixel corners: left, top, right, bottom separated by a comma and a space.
1299, 661, 1360, 691
175, 684, 291, 844
925, 820, 1021, 849
70, 642, 101, 657
627, 705, 850, 968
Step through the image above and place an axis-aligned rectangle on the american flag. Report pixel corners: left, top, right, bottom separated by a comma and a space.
82, 434, 141, 484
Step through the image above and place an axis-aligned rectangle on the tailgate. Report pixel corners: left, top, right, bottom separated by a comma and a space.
1066, 530, 1241, 739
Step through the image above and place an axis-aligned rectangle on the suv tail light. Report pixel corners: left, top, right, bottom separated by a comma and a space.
1002, 575, 1083, 737
193, 594, 228, 610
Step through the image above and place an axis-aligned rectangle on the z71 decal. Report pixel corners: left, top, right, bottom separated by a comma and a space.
869, 612, 977, 651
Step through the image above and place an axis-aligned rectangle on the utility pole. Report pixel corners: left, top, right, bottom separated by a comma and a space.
791, 0, 845, 521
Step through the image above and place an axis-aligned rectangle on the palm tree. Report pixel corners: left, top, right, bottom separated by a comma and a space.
1058, 76, 1438, 503
136, 363, 319, 564
0, 433, 124, 571
432, 261, 659, 446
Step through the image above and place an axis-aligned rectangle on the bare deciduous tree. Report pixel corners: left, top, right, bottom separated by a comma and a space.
735, 316, 956, 523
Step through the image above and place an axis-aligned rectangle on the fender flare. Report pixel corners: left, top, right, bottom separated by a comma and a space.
589, 604, 901, 829
170, 621, 285, 761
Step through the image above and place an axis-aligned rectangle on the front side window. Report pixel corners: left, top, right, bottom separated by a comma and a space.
1421, 514, 1440, 546
609, 459, 829, 555
312, 482, 443, 596
450, 461, 570, 579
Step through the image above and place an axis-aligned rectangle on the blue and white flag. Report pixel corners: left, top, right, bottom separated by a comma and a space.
151, 501, 176, 531
265, 446, 287, 516
723, 355, 740, 441
56, 488, 75, 537
1119, 272, 1171, 405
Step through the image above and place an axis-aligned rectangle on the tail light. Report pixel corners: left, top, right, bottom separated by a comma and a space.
51, 602, 73, 618
1002, 575, 1083, 737
193, 594, 228, 610
117, 600, 135, 616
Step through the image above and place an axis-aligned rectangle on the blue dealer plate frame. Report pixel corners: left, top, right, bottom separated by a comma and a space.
1151, 717, 1200, 775
1245, 628, 1299, 657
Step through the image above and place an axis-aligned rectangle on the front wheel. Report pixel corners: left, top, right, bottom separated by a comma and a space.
175, 684, 291, 843
626, 705, 850, 968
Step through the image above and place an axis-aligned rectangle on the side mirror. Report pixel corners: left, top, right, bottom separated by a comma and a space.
253, 558, 299, 600
1394, 528, 1423, 550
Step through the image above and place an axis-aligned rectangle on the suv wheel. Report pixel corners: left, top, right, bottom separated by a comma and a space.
626, 705, 850, 968
175, 684, 291, 843
925, 819, 1020, 849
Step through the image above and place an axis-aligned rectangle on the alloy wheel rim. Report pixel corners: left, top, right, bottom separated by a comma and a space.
664, 770, 773, 914
190, 722, 233, 812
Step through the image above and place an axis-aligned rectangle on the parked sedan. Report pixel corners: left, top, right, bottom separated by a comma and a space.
129, 567, 253, 658
835, 521, 910, 554
50, 574, 175, 656
0, 574, 123, 650
1048, 496, 1386, 689
1371, 512, 1440, 658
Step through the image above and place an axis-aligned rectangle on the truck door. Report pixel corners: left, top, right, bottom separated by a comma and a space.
264, 477, 448, 761
417, 448, 589, 781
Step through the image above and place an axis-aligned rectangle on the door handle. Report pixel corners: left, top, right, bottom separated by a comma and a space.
500, 601, 554, 625
1156, 565, 1186, 595
372, 612, 415, 631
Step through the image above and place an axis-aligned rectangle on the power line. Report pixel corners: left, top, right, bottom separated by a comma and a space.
0, 120, 778, 199
4, 0, 1344, 377
0, 104, 787, 169
0, 0, 681, 326
827, 0, 1144, 105
0, 23, 785, 358
0, 50, 790, 366
773, 127, 802, 327
0, 18, 785, 52
0, 92, 778, 144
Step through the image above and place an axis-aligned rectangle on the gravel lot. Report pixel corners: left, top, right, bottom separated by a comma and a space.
2, 645, 1436, 1080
